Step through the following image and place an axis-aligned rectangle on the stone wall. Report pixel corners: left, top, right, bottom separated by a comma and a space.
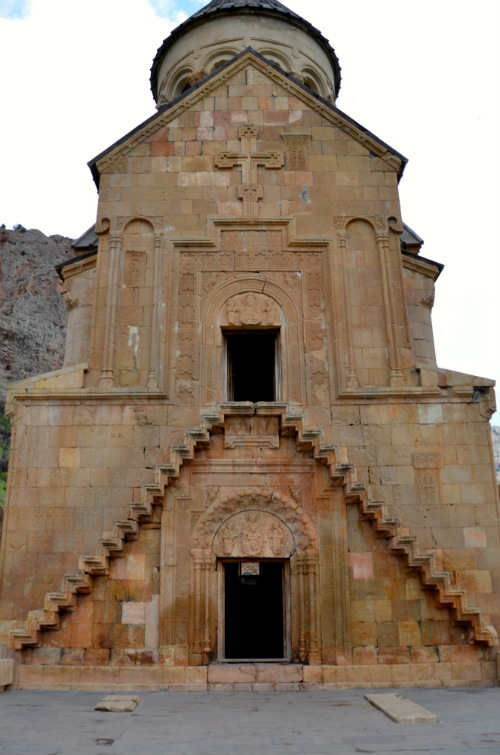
1, 51, 498, 686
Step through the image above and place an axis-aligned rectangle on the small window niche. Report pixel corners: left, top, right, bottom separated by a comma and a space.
226, 331, 280, 402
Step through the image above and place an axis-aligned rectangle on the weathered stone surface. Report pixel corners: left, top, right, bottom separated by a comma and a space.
365, 693, 439, 723
0, 227, 72, 403
0, 659, 13, 690
94, 695, 141, 712
0, 1, 498, 690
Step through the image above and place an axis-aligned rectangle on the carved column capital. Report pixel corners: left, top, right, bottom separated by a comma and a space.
375, 232, 389, 246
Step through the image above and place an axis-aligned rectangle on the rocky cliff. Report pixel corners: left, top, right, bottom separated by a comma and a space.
0, 225, 73, 519
0, 225, 73, 404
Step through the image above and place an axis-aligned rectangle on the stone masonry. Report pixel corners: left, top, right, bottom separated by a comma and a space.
0, 0, 498, 690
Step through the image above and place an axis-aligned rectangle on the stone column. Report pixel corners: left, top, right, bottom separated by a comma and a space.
297, 555, 307, 662
201, 550, 213, 663
337, 230, 358, 388
99, 234, 122, 388
148, 233, 162, 389
191, 549, 203, 653
376, 231, 404, 387
306, 556, 321, 665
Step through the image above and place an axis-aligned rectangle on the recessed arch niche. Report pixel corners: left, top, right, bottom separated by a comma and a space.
200, 277, 304, 405
345, 217, 390, 386
115, 218, 155, 387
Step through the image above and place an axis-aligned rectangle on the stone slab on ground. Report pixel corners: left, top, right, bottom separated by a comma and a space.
366, 692, 440, 723
0, 687, 498, 754
94, 694, 141, 712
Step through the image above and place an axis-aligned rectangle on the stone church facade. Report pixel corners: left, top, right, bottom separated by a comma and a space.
0, 0, 498, 690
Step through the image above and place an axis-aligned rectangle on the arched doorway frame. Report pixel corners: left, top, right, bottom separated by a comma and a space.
190, 488, 321, 664
200, 276, 305, 404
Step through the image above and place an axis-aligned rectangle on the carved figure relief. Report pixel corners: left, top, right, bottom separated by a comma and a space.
193, 488, 317, 555
220, 292, 280, 328
213, 510, 294, 558
124, 251, 146, 287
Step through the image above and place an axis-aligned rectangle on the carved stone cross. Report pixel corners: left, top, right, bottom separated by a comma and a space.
215, 125, 283, 217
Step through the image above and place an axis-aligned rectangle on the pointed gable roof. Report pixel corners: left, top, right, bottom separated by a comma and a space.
150, 0, 341, 100
90, 49, 407, 187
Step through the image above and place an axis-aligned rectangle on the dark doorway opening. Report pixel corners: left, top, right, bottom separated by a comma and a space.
223, 561, 285, 661
226, 332, 277, 402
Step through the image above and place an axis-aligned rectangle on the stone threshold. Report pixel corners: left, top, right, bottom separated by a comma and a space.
8, 661, 497, 691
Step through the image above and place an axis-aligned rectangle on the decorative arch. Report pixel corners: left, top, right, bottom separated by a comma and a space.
201, 275, 304, 404
299, 66, 327, 97
256, 48, 292, 72
213, 510, 294, 559
118, 215, 164, 234
190, 485, 321, 663
202, 47, 240, 73
123, 217, 155, 235
192, 487, 318, 556
169, 65, 195, 99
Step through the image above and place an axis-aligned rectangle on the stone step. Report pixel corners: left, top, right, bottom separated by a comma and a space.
207, 663, 303, 685
8, 661, 497, 691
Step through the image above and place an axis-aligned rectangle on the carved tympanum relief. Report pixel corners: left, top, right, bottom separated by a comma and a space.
220, 292, 280, 328
193, 488, 317, 555
213, 511, 294, 558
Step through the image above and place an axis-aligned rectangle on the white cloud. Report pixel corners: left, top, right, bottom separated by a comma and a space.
0, 0, 28, 19
1, 0, 498, 422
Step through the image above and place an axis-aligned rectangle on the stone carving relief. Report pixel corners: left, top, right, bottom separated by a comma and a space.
280, 133, 311, 171
213, 511, 294, 558
416, 469, 441, 505
220, 292, 280, 328
370, 152, 402, 173
224, 415, 280, 449
98, 154, 127, 175
193, 488, 317, 555
124, 251, 146, 287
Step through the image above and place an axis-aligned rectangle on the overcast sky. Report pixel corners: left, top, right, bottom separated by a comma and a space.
0, 0, 498, 424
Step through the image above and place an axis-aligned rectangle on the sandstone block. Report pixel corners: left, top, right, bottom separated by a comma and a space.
94, 695, 140, 712
378, 647, 410, 665
255, 664, 302, 683
365, 693, 439, 723
322, 666, 346, 683
208, 664, 256, 683
302, 666, 322, 683
0, 659, 14, 690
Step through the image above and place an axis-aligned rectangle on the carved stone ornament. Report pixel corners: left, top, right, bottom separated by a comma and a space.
98, 154, 127, 175
370, 152, 402, 173
280, 133, 312, 147
213, 510, 294, 558
193, 488, 317, 554
220, 292, 280, 328
124, 251, 146, 287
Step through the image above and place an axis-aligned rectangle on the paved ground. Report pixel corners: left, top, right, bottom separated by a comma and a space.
0, 687, 498, 755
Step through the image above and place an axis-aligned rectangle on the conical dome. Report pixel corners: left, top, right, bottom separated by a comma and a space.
150, 0, 341, 106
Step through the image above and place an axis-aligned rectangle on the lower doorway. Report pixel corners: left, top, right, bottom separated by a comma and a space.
219, 560, 290, 662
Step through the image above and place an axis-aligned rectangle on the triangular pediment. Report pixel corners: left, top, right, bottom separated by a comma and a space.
88, 48, 407, 186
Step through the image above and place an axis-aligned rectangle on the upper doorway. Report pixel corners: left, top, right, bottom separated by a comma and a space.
220, 560, 290, 662
226, 331, 279, 402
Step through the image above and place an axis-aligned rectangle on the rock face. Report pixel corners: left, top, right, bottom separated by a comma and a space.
0, 226, 73, 404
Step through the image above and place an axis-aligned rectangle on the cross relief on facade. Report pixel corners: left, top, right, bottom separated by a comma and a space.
215, 125, 284, 217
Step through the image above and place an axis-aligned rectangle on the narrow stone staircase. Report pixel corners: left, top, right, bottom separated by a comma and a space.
9, 403, 498, 650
